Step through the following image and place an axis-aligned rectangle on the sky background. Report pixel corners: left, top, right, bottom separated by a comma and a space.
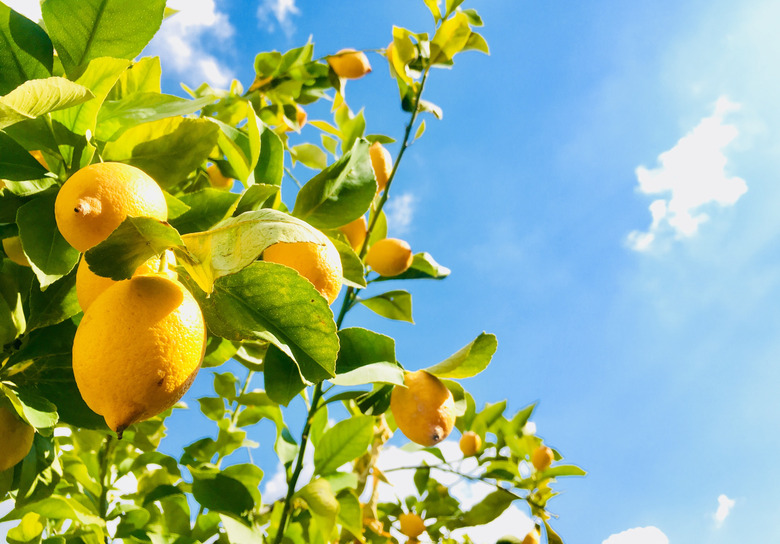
7, 0, 780, 542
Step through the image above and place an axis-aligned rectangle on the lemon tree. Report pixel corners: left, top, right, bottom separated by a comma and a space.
0, 1, 585, 543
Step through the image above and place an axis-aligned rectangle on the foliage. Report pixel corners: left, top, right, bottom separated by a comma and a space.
0, 0, 584, 542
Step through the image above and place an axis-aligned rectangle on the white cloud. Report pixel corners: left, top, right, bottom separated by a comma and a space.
713, 494, 735, 527
628, 96, 747, 251
257, 0, 300, 37
603, 526, 669, 544
3, 0, 41, 22
385, 192, 416, 235
146, 0, 235, 88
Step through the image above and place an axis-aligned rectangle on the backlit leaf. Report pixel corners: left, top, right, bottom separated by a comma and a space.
0, 77, 93, 130
424, 332, 497, 378
0, 5, 53, 94
314, 415, 374, 475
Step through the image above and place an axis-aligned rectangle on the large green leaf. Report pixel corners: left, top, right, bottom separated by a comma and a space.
41, 0, 166, 78
254, 127, 284, 186
264, 344, 306, 406
331, 328, 403, 386
424, 332, 497, 379
187, 262, 339, 383
0, 5, 53, 95
329, 235, 366, 289
84, 217, 184, 280
180, 209, 329, 293
374, 252, 451, 281
191, 470, 254, 519
26, 270, 79, 332
17, 191, 79, 289
0, 131, 48, 181
106, 56, 162, 99
95, 93, 217, 141
0, 77, 93, 130
313, 415, 374, 475
211, 105, 261, 183
170, 188, 240, 235
292, 139, 376, 229
102, 116, 220, 188
450, 489, 516, 528
294, 478, 339, 537
357, 290, 413, 323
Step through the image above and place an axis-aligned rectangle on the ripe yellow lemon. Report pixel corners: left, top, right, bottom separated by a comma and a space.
366, 238, 413, 277
522, 528, 540, 544
459, 430, 482, 456
2, 236, 30, 267
369, 141, 392, 193
532, 445, 554, 472
55, 162, 168, 252
0, 403, 34, 471
390, 370, 456, 447
76, 252, 176, 312
339, 216, 367, 252
328, 49, 372, 79
399, 512, 425, 538
72, 275, 206, 434
263, 240, 343, 304
206, 164, 234, 191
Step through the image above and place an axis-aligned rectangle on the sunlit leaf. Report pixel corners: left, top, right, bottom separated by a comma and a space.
0, 77, 93, 130
314, 415, 374, 475
0, 5, 53, 94
357, 290, 413, 323
424, 332, 497, 378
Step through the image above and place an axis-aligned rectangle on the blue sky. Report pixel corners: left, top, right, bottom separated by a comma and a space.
7, 0, 780, 541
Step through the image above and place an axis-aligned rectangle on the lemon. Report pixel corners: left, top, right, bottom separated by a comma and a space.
328, 49, 372, 79
55, 162, 168, 252
399, 512, 425, 538
369, 141, 392, 193
72, 275, 206, 434
532, 445, 554, 472
0, 403, 34, 471
366, 238, 413, 277
2, 236, 30, 267
263, 240, 343, 304
339, 216, 367, 252
522, 528, 541, 544
206, 164, 234, 191
76, 251, 177, 312
459, 430, 482, 456
390, 370, 456, 447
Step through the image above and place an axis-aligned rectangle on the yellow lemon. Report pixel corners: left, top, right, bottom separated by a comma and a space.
206, 164, 234, 191
328, 49, 372, 79
0, 403, 34, 471
366, 238, 413, 277
75, 251, 177, 312
55, 162, 168, 252
2, 236, 30, 267
459, 431, 482, 456
399, 512, 425, 538
522, 528, 541, 544
72, 275, 206, 434
369, 141, 392, 193
263, 240, 343, 304
339, 216, 368, 252
532, 445, 554, 472
390, 370, 456, 447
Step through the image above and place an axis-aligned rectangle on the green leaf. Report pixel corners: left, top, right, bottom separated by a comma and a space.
41, 0, 166, 77
374, 252, 450, 281
197, 397, 225, 421
170, 188, 240, 235
0, 77, 93, 130
106, 56, 162, 99
102, 116, 220, 189
191, 471, 254, 518
414, 466, 430, 494
17, 191, 79, 289
464, 31, 490, 54
329, 235, 366, 289
213, 372, 238, 400
255, 127, 284, 186
453, 489, 516, 527
295, 479, 339, 537
233, 184, 280, 216
422, 0, 441, 21
441, 379, 467, 417
211, 109, 260, 183
292, 139, 376, 229
336, 490, 363, 541
545, 521, 564, 544
187, 262, 339, 382
334, 106, 365, 154
11, 386, 59, 429
95, 93, 217, 141
424, 332, 497, 378
0, 131, 48, 181
332, 328, 402, 386
221, 464, 263, 504
0, 5, 53, 95
290, 143, 327, 170
263, 343, 306, 406
357, 290, 413, 323
314, 415, 374, 475
180, 209, 329, 293
444, 0, 467, 17
84, 217, 183, 280
540, 465, 587, 478
26, 270, 79, 332
220, 513, 264, 544
7, 512, 44, 544
355, 384, 393, 416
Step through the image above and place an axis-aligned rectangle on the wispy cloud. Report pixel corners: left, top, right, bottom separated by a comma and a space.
257, 0, 301, 37
385, 192, 416, 235
146, 0, 235, 88
627, 96, 747, 251
602, 526, 669, 544
714, 494, 735, 527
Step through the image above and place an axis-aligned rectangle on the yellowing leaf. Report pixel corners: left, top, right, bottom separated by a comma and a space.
0, 77, 94, 129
